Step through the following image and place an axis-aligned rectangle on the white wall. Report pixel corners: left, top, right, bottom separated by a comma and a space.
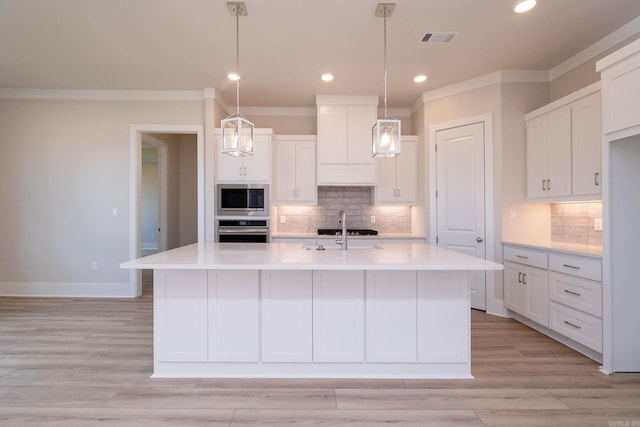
0, 97, 203, 296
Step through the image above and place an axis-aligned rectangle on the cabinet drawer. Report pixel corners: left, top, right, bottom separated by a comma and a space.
549, 301, 602, 352
503, 245, 548, 269
549, 271, 602, 317
549, 253, 601, 281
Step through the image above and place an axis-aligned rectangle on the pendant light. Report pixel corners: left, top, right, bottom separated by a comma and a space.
372, 3, 401, 158
221, 2, 254, 157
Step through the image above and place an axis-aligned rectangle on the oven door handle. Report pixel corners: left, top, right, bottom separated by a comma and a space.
217, 228, 268, 235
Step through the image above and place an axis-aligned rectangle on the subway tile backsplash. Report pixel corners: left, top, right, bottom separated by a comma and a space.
551, 202, 602, 246
275, 186, 412, 234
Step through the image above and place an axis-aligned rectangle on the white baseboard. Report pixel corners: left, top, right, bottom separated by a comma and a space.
0, 282, 137, 298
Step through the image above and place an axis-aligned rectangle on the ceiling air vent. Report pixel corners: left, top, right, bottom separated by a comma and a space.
422, 32, 457, 43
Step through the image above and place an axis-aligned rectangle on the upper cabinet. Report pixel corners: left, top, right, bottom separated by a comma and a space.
274, 135, 317, 205
216, 129, 272, 183
374, 137, 417, 205
316, 96, 378, 186
525, 83, 601, 202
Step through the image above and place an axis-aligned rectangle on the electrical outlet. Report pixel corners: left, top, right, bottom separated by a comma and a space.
91, 261, 98, 271
112, 207, 119, 216
370, 216, 376, 224
594, 218, 602, 231
280, 216, 286, 224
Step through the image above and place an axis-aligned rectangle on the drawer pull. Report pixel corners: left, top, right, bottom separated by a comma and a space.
516, 255, 529, 259
564, 320, 582, 330
563, 264, 580, 270
563, 289, 582, 297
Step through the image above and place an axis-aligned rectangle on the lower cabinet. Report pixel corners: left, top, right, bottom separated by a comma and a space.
312, 271, 364, 362
365, 271, 417, 362
261, 270, 313, 362
154, 269, 208, 362
208, 270, 259, 362
504, 261, 549, 327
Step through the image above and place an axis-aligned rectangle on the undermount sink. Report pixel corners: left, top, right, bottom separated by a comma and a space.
303, 244, 383, 251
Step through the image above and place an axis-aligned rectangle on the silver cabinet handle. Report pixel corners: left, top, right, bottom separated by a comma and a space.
595, 172, 600, 186
516, 254, 528, 259
563, 264, 580, 270
563, 289, 582, 297
542, 180, 546, 191
547, 179, 551, 190
397, 188, 400, 198
564, 320, 581, 329
518, 272, 523, 283
522, 273, 527, 285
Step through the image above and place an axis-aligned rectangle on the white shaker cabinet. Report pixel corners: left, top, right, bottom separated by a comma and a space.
316, 96, 378, 185
260, 270, 313, 362
572, 92, 602, 197
503, 246, 549, 327
312, 271, 365, 362
526, 106, 572, 200
216, 129, 272, 183
375, 138, 417, 205
525, 83, 601, 201
274, 136, 317, 204
365, 270, 417, 362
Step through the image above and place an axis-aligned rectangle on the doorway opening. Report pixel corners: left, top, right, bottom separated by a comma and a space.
129, 125, 204, 297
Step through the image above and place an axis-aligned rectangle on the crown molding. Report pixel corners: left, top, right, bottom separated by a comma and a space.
550, 16, 640, 80
240, 106, 316, 117
0, 89, 205, 101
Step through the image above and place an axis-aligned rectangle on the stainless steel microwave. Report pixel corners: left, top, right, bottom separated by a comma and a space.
216, 184, 269, 216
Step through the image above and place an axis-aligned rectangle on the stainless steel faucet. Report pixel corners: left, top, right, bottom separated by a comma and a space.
336, 209, 347, 250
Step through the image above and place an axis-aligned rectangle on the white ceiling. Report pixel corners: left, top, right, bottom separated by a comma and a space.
1, 0, 640, 108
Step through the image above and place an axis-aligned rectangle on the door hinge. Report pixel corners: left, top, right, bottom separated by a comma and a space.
435, 190, 438, 198
435, 144, 437, 152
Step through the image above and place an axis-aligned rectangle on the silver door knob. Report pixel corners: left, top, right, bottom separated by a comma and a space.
476, 237, 484, 243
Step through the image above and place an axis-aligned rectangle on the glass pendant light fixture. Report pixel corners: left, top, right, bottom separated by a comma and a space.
221, 2, 254, 157
372, 3, 401, 158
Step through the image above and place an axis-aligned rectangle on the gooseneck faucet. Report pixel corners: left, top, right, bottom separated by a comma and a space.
336, 209, 348, 251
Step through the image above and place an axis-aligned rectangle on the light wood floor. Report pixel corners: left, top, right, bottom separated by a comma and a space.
1, 275, 639, 426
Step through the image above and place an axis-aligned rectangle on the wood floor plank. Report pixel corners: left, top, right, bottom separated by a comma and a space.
231, 409, 485, 426
548, 388, 640, 409
476, 409, 640, 427
335, 388, 569, 410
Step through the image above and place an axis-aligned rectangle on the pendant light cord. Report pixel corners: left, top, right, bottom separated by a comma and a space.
383, 9, 388, 118
235, 10, 240, 116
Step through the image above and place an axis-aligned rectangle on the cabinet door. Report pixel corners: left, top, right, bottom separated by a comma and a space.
261, 271, 313, 362
504, 262, 525, 315
374, 156, 397, 202
242, 134, 271, 182
395, 141, 417, 203
365, 270, 417, 362
522, 264, 549, 327
546, 106, 572, 198
348, 104, 377, 165
294, 141, 317, 203
317, 104, 348, 164
572, 92, 602, 196
312, 271, 364, 362
217, 136, 245, 181
526, 115, 549, 199
154, 269, 208, 362
275, 141, 297, 203
208, 270, 259, 362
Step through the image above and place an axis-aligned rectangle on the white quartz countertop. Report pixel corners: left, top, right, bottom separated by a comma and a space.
121, 243, 504, 271
502, 240, 602, 258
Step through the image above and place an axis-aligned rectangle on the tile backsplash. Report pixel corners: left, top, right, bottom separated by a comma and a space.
274, 186, 412, 235
551, 202, 602, 246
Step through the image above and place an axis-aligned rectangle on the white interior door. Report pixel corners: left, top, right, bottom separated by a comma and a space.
435, 122, 486, 310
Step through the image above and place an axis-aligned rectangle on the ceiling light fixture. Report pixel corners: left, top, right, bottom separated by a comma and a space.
321, 73, 334, 82
372, 3, 401, 158
514, 0, 536, 13
414, 74, 427, 83
221, 2, 254, 157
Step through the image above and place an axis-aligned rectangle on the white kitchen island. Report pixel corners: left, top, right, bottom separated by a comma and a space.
120, 242, 503, 379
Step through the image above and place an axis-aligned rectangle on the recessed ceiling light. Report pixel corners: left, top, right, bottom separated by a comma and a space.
227, 72, 241, 81
321, 73, 334, 82
514, 0, 536, 13
414, 74, 428, 83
